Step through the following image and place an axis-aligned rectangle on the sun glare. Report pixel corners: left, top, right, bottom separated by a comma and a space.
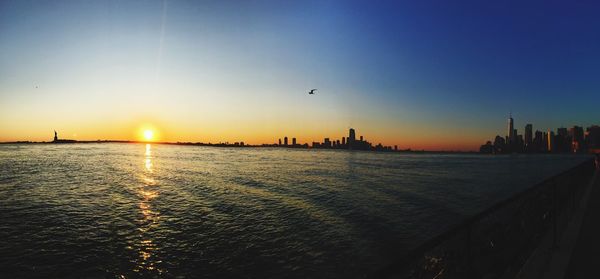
143, 130, 154, 141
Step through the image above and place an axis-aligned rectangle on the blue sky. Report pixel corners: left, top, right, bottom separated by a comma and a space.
1, 0, 599, 149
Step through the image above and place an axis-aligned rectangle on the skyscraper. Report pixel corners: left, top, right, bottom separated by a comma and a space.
556, 127, 569, 152
292, 138, 297, 146
525, 124, 532, 146
534, 130, 543, 152
570, 126, 584, 153
508, 114, 514, 144
587, 125, 600, 149
284, 137, 288, 146
570, 126, 584, 143
348, 128, 356, 149
557, 127, 568, 138
547, 131, 555, 152
324, 138, 331, 148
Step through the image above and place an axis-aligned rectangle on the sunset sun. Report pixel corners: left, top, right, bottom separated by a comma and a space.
143, 130, 154, 141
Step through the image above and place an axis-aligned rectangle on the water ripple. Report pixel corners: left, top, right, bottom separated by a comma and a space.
0, 143, 590, 278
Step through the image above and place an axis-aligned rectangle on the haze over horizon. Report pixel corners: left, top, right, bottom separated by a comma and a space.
1, 1, 599, 151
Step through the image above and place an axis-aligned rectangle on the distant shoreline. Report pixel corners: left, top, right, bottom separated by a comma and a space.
0, 140, 484, 154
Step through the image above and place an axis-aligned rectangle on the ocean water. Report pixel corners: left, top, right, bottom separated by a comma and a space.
0, 143, 590, 278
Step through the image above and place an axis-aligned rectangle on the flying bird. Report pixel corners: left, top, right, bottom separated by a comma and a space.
308, 89, 317, 95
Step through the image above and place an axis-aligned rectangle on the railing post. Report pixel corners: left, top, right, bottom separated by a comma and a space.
553, 180, 558, 249
466, 224, 473, 279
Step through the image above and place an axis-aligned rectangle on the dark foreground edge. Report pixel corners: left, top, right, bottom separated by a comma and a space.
372, 157, 595, 279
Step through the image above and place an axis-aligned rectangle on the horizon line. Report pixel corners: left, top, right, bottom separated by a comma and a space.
0, 139, 482, 153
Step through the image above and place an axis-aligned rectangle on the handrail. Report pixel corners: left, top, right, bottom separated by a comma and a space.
373, 157, 595, 278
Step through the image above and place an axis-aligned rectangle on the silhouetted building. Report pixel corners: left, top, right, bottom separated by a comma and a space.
525, 124, 532, 147
587, 126, 600, 149
547, 131, 555, 152
494, 135, 506, 153
557, 127, 568, 138
508, 114, 514, 144
533, 130, 544, 152
517, 135, 524, 151
570, 126, 584, 153
348, 128, 356, 149
480, 141, 494, 153
481, 115, 600, 154
554, 127, 571, 153
270, 127, 398, 152
323, 138, 331, 148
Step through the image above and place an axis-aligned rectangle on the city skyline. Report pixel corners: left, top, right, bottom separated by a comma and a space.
26, 119, 600, 154
480, 114, 600, 154
2, 1, 600, 151
23, 127, 401, 152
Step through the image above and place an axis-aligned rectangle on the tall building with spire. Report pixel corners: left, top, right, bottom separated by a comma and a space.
507, 113, 514, 144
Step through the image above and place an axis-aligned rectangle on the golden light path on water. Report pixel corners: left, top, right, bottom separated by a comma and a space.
134, 143, 162, 275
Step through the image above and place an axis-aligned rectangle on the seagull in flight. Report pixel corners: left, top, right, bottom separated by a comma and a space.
308, 89, 317, 95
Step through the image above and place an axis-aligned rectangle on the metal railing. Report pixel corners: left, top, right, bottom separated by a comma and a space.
373, 158, 596, 279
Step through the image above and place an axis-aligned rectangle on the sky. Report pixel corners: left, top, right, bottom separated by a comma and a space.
1, 0, 599, 150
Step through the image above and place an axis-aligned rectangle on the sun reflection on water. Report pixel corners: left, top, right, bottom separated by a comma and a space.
145, 144, 153, 172
134, 143, 163, 275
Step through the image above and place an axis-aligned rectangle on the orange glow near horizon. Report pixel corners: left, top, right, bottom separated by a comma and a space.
137, 124, 160, 142
0, 119, 485, 151
0, 111, 488, 151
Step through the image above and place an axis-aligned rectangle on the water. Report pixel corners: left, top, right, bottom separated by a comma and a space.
0, 143, 590, 278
